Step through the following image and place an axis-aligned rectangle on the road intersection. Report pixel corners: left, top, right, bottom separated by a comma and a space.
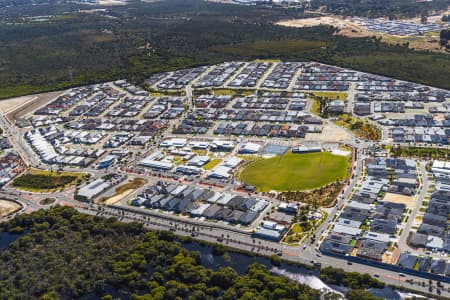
0, 80, 449, 298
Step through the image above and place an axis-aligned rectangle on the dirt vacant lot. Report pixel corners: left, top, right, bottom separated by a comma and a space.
305, 121, 352, 142
383, 192, 415, 208
0, 200, 21, 217
2, 90, 64, 122
277, 17, 372, 38
277, 15, 449, 52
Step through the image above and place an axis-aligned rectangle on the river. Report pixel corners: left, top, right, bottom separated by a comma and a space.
182, 241, 428, 300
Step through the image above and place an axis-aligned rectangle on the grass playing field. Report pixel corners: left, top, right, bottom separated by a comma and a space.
239, 152, 349, 192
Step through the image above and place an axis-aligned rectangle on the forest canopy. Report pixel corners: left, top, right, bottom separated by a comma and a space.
0, 206, 327, 299
0, 206, 389, 299
0, 0, 450, 99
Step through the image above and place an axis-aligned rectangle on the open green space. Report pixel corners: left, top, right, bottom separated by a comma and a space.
12, 169, 84, 192
282, 223, 305, 244
239, 152, 349, 192
202, 158, 222, 170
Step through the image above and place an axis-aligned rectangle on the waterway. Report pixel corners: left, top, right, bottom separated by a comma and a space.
181, 241, 421, 300
0, 231, 23, 250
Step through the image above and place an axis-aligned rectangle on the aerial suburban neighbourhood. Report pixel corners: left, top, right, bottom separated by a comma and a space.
0, 59, 449, 298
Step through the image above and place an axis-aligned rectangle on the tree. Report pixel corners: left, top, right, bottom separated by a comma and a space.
346, 289, 383, 300
420, 14, 428, 24
210, 267, 238, 289
270, 254, 281, 266
211, 243, 225, 256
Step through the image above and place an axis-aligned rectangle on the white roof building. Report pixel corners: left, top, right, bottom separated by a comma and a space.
187, 141, 210, 149
332, 224, 362, 236
190, 203, 211, 216
432, 160, 450, 174
239, 142, 261, 154
77, 179, 111, 200
250, 199, 269, 212
426, 236, 444, 250
261, 221, 286, 233
209, 166, 232, 179
363, 231, 391, 243
346, 201, 374, 211
222, 156, 242, 169
207, 192, 223, 203
337, 218, 362, 228
187, 155, 210, 167
211, 140, 235, 150
171, 185, 187, 196
216, 193, 233, 205
160, 138, 187, 148
139, 158, 173, 170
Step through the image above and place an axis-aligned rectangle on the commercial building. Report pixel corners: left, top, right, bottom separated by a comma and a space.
76, 179, 112, 202
98, 154, 117, 169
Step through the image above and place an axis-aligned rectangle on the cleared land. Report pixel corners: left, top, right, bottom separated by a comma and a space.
277, 17, 371, 38
383, 193, 415, 208
277, 16, 449, 53
0, 200, 21, 217
4, 91, 63, 122
305, 121, 352, 142
101, 178, 147, 205
239, 152, 349, 192
0, 96, 35, 114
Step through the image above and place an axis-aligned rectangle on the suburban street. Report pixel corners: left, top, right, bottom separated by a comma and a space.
1, 63, 449, 299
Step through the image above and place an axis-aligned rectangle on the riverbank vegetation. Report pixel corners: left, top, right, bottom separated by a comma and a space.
320, 266, 385, 289
0, 206, 330, 299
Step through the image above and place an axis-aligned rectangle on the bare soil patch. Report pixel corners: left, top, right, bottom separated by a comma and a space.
5, 90, 64, 122
383, 192, 415, 208
277, 17, 372, 38
0, 200, 22, 217
305, 121, 352, 142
